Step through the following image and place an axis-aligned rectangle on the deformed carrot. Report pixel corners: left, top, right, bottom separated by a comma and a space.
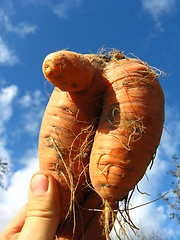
39, 50, 165, 239
39, 50, 107, 224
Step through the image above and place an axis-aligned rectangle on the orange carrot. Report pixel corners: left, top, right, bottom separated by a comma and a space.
89, 57, 164, 238
90, 58, 164, 203
39, 50, 106, 223
39, 50, 164, 239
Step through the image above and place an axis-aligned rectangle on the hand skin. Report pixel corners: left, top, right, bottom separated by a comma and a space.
0, 171, 106, 240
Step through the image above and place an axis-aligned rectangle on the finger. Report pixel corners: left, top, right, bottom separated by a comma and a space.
76, 190, 103, 236
0, 205, 27, 239
18, 171, 61, 240
56, 190, 103, 240
78, 190, 105, 240
81, 210, 106, 240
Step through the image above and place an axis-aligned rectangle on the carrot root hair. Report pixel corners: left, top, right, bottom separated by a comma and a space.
49, 123, 95, 236
103, 190, 141, 240
104, 201, 112, 240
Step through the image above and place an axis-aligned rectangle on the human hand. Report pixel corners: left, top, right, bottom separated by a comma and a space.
0, 171, 106, 240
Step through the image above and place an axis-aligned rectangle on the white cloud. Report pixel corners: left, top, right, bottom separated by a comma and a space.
0, 151, 39, 231
0, 85, 41, 231
17, 90, 46, 136
0, 85, 18, 133
0, 139, 10, 160
0, 138, 10, 189
161, 105, 180, 157
9, 22, 37, 37
0, 9, 37, 37
0, 38, 18, 65
123, 189, 180, 239
141, 0, 176, 31
23, 0, 82, 19
0, 85, 18, 189
51, 0, 82, 19
0, 86, 40, 229
18, 94, 31, 108
126, 202, 169, 238
141, 0, 176, 18
0, 0, 15, 15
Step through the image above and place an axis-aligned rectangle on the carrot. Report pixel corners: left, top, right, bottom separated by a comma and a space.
89, 57, 164, 238
90, 57, 164, 200
39, 50, 107, 225
40, 49, 164, 239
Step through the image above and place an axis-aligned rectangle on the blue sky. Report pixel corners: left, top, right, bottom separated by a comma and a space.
0, 0, 180, 239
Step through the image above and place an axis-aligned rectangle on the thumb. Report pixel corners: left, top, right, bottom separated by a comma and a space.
18, 171, 60, 240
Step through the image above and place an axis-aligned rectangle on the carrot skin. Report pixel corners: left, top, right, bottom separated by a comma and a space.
39, 51, 107, 221
89, 59, 165, 204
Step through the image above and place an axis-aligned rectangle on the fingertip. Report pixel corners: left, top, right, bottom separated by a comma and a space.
17, 171, 61, 240
30, 173, 49, 195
